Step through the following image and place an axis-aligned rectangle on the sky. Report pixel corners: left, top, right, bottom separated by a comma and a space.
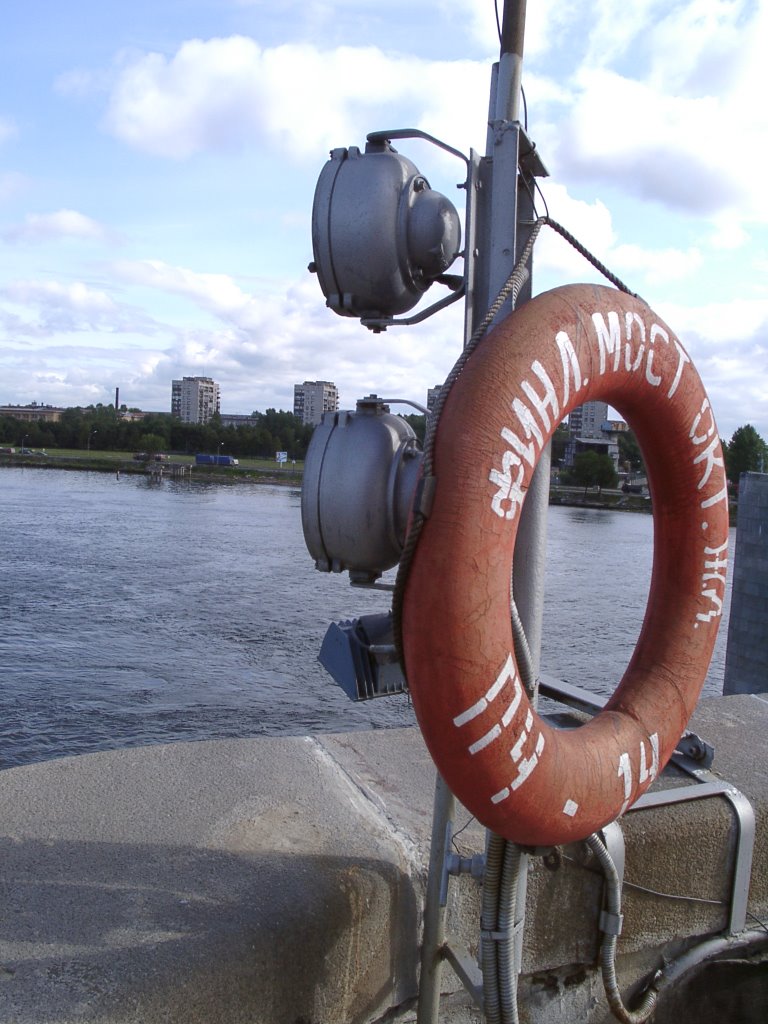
1, 0, 767, 442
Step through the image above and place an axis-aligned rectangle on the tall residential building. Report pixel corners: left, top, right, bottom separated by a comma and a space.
293, 380, 339, 426
565, 399, 620, 469
568, 400, 608, 440
171, 376, 220, 424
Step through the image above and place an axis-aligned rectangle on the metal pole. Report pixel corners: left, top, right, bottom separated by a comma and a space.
419, 6, 546, 1019
497, 0, 526, 121
416, 774, 456, 1024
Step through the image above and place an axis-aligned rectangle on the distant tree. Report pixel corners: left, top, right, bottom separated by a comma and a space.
617, 429, 644, 474
571, 451, 618, 496
551, 422, 570, 467
137, 433, 166, 455
724, 424, 767, 486
401, 413, 426, 444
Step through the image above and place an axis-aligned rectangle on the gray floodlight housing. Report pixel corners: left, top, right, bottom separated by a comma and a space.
311, 140, 461, 320
301, 395, 422, 583
319, 612, 407, 701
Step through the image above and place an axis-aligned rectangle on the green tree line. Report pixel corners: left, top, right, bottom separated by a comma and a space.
723, 424, 767, 486
0, 405, 316, 460
553, 422, 768, 492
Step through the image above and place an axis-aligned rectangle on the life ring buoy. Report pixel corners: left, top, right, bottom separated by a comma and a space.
402, 283, 729, 846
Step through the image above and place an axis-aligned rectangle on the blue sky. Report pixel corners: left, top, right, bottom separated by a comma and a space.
1, 0, 766, 442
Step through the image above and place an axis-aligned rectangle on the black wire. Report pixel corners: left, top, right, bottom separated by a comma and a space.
494, 0, 502, 44
622, 878, 726, 907
534, 177, 550, 220
451, 814, 477, 854
563, 852, 729, 909
519, 168, 540, 219
747, 910, 768, 936
521, 83, 528, 129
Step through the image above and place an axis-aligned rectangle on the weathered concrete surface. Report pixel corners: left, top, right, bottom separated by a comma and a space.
0, 736, 425, 1024
0, 695, 766, 1023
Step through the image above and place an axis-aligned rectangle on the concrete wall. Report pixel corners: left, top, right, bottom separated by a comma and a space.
0, 695, 766, 1023
724, 472, 768, 694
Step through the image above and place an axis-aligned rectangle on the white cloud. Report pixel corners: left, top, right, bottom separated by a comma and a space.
112, 259, 257, 321
610, 242, 704, 286
531, 183, 616, 278
543, 1, 768, 222
647, 0, 752, 95
6, 279, 116, 312
105, 256, 463, 413
452, 0, 581, 60
54, 67, 109, 98
3, 209, 111, 244
554, 69, 733, 214
659, 297, 768, 348
103, 36, 492, 160
2, 279, 156, 336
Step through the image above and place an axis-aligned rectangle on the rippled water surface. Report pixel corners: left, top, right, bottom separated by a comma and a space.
0, 469, 732, 768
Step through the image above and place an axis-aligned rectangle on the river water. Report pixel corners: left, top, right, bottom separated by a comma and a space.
0, 468, 733, 769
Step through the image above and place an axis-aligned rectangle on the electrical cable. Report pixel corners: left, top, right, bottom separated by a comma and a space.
747, 910, 768, 936
586, 833, 659, 1023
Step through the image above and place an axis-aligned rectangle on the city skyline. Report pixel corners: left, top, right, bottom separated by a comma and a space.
1, 2, 766, 442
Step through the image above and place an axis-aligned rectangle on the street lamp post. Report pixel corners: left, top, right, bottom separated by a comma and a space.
87, 430, 97, 453
21, 434, 28, 453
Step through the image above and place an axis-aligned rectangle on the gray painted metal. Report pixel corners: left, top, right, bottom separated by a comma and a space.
317, 613, 407, 701
443, 943, 484, 1010
301, 396, 422, 581
431, 4, 548, 1019
310, 142, 460, 320
631, 779, 755, 936
417, 775, 458, 1024
541, 673, 756, 938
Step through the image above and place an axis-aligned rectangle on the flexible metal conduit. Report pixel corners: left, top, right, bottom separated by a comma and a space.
586, 833, 659, 1023
586, 832, 768, 1022
481, 832, 505, 1024
498, 842, 524, 1023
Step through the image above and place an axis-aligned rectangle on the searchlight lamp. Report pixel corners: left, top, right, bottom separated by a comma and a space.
304, 128, 467, 699
301, 394, 425, 701
301, 394, 422, 584
309, 132, 464, 328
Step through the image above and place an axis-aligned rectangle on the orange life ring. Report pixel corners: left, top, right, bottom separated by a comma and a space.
402, 283, 729, 846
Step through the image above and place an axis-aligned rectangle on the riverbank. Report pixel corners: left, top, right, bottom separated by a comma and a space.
0, 450, 303, 485
0, 453, 740, 520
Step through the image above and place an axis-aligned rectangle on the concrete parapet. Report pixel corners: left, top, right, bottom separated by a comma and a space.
0, 695, 766, 1022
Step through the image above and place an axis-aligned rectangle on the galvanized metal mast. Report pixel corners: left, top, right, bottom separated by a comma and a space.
462, 0, 549, 669
418, 5, 549, 1021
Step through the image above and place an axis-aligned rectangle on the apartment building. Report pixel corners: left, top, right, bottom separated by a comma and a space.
293, 381, 339, 426
171, 377, 220, 424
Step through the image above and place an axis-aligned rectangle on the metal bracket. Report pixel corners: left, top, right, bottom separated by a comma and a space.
675, 730, 715, 768
442, 941, 484, 1010
630, 778, 755, 935
360, 278, 465, 332
539, 674, 755, 937
439, 818, 486, 906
